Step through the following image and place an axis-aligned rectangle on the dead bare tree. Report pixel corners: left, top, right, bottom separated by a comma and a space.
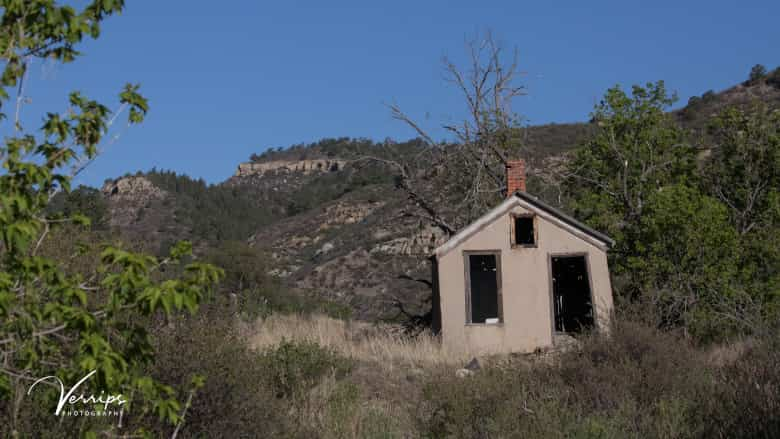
358, 31, 527, 237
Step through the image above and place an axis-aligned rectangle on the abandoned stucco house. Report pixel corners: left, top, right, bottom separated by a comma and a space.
431, 160, 615, 354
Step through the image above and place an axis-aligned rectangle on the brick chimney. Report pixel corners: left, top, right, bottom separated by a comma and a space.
506, 160, 526, 195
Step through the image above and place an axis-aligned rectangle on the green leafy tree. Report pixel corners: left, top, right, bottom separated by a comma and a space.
0, 1, 222, 437
703, 104, 780, 235
565, 81, 697, 267
627, 184, 741, 338
563, 82, 738, 336
567, 84, 779, 339
703, 104, 780, 319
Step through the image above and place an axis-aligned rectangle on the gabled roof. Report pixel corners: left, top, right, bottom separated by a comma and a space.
434, 191, 615, 258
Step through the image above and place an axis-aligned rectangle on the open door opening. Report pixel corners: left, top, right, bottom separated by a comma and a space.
551, 255, 594, 333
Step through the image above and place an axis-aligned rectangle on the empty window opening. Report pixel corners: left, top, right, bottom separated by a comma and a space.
466, 253, 502, 324
551, 255, 594, 333
514, 216, 536, 246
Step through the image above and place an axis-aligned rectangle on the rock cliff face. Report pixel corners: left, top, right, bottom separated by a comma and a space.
235, 159, 348, 177
100, 176, 180, 252
101, 175, 164, 200
101, 176, 167, 228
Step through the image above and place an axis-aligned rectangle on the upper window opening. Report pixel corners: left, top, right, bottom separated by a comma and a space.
514, 216, 535, 246
466, 253, 502, 324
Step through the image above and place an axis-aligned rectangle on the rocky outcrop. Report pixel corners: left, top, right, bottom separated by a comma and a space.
235, 159, 348, 177
101, 176, 164, 200
100, 176, 173, 246
318, 201, 384, 231
370, 225, 446, 256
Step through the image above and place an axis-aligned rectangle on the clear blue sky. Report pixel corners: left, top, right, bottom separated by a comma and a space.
16, 1, 780, 187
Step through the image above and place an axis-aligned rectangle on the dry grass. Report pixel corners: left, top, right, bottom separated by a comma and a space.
299, 374, 413, 438
247, 313, 473, 371
705, 338, 755, 367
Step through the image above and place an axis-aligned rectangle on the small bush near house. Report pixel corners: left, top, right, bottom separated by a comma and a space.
258, 339, 353, 398
147, 306, 294, 437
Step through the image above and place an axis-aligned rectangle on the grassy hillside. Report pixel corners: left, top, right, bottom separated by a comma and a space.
148, 308, 780, 438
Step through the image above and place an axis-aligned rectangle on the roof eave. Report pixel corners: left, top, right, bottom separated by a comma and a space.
513, 191, 616, 247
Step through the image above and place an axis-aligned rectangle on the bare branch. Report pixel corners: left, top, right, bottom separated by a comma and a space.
379, 30, 526, 236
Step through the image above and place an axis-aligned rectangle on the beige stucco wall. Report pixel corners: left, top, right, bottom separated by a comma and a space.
436, 204, 613, 355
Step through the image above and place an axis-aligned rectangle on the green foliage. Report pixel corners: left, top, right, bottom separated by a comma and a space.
702, 103, 780, 328
703, 103, 780, 235
0, 2, 222, 436
627, 185, 741, 338
258, 339, 352, 398
197, 239, 354, 320
0, 0, 126, 110
566, 81, 696, 256
565, 82, 779, 340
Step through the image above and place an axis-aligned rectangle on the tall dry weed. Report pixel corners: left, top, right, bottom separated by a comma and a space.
248, 313, 472, 371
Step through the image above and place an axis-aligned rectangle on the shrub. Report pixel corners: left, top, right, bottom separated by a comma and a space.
145, 307, 293, 437
258, 339, 353, 398
417, 319, 780, 438
140, 308, 357, 437
417, 320, 712, 438
556, 321, 710, 411
627, 185, 741, 339
702, 331, 780, 438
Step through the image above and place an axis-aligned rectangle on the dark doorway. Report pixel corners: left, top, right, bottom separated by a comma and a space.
551, 255, 594, 333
